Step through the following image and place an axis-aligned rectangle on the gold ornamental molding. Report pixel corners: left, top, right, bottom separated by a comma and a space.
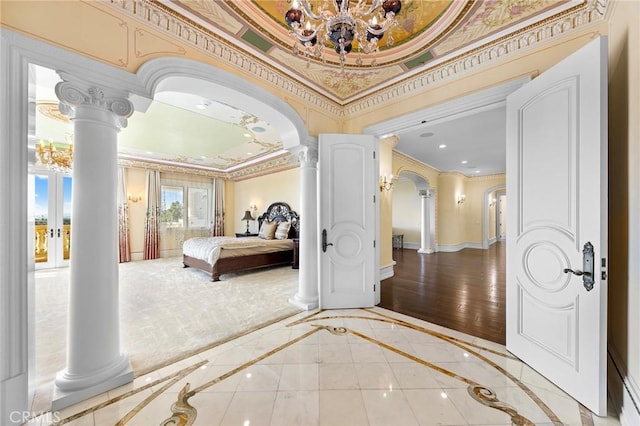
118, 158, 226, 178
106, 0, 607, 115
105, 0, 342, 116
344, 0, 608, 115
118, 152, 296, 181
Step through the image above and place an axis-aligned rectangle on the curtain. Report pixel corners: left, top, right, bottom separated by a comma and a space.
117, 167, 131, 263
211, 177, 225, 236
144, 170, 161, 259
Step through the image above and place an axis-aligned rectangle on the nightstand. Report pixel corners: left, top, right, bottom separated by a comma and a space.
292, 238, 299, 269
236, 233, 258, 238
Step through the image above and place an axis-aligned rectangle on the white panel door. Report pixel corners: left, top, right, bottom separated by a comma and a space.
506, 37, 608, 415
319, 134, 377, 309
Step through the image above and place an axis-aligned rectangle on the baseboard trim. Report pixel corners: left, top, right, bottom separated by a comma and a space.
608, 346, 640, 425
380, 263, 395, 280
130, 252, 144, 262
437, 242, 487, 252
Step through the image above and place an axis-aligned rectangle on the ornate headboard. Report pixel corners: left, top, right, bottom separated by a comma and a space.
257, 202, 300, 239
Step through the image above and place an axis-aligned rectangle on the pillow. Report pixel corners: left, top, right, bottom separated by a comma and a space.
258, 221, 277, 239
274, 221, 291, 240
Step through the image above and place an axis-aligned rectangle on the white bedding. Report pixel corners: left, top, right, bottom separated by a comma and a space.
182, 236, 292, 266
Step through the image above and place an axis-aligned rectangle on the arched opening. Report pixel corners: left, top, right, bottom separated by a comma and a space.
27, 56, 313, 410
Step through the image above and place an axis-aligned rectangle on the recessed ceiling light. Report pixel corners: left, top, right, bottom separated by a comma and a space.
195, 100, 210, 110
475, 170, 481, 173
461, 160, 468, 164
243, 133, 252, 138
439, 144, 446, 149
420, 132, 434, 138
251, 126, 266, 133
247, 152, 253, 155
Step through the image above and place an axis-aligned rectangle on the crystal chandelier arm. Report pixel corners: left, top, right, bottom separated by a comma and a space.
297, 0, 322, 20
361, 0, 385, 16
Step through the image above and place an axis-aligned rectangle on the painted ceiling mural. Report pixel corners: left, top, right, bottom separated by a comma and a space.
32, 0, 590, 176
160, 0, 575, 102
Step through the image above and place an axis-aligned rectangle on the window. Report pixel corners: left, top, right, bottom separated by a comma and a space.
161, 185, 184, 227
160, 181, 211, 229
188, 187, 208, 228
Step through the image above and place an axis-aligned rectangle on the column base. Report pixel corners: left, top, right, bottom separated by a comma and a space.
418, 248, 434, 254
52, 355, 133, 411
289, 294, 319, 311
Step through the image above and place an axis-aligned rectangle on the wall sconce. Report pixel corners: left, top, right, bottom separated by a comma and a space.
379, 174, 396, 192
457, 194, 466, 205
249, 203, 258, 218
128, 193, 142, 203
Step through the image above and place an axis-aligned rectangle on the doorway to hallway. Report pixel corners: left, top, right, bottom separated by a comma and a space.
379, 242, 506, 345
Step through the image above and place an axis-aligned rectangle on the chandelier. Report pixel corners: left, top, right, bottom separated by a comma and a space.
284, 0, 403, 67
36, 134, 73, 173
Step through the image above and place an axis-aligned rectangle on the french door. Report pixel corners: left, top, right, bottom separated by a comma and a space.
32, 170, 72, 269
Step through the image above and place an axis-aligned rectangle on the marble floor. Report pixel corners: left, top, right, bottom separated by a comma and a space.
32, 259, 300, 413
27, 307, 621, 426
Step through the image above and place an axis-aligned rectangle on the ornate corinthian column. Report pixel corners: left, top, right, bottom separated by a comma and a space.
52, 80, 134, 410
289, 145, 319, 310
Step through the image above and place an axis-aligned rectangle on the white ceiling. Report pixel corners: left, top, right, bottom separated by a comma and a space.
33, 64, 506, 176
395, 105, 507, 176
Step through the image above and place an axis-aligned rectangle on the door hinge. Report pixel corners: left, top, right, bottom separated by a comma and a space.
373, 240, 376, 248
373, 195, 376, 203
601, 271, 607, 280
373, 151, 376, 159
374, 284, 376, 291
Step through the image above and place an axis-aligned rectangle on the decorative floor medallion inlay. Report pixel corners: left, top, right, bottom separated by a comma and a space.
31, 307, 615, 426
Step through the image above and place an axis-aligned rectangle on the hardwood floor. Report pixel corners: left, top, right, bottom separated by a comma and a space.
380, 242, 506, 345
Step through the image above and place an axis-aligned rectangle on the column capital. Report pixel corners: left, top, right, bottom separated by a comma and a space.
380, 134, 399, 148
55, 80, 134, 129
290, 145, 318, 167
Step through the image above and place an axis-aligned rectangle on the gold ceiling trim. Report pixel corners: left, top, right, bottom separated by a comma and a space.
108, 0, 603, 109
344, 0, 603, 112
128, 0, 342, 112
118, 152, 296, 181
36, 101, 70, 123
118, 158, 226, 177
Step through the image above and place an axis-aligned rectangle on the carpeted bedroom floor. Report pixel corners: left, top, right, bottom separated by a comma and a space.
33, 257, 300, 412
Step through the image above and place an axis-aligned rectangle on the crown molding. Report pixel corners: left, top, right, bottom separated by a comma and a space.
345, 0, 608, 115
107, 0, 607, 116
118, 152, 297, 181
106, 0, 342, 117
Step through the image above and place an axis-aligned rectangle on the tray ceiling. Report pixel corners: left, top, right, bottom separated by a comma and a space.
158, 0, 579, 103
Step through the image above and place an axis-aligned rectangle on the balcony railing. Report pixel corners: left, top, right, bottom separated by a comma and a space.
35, 224, 71, 263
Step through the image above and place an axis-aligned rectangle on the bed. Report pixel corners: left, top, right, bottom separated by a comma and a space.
182, 202, 299, 281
